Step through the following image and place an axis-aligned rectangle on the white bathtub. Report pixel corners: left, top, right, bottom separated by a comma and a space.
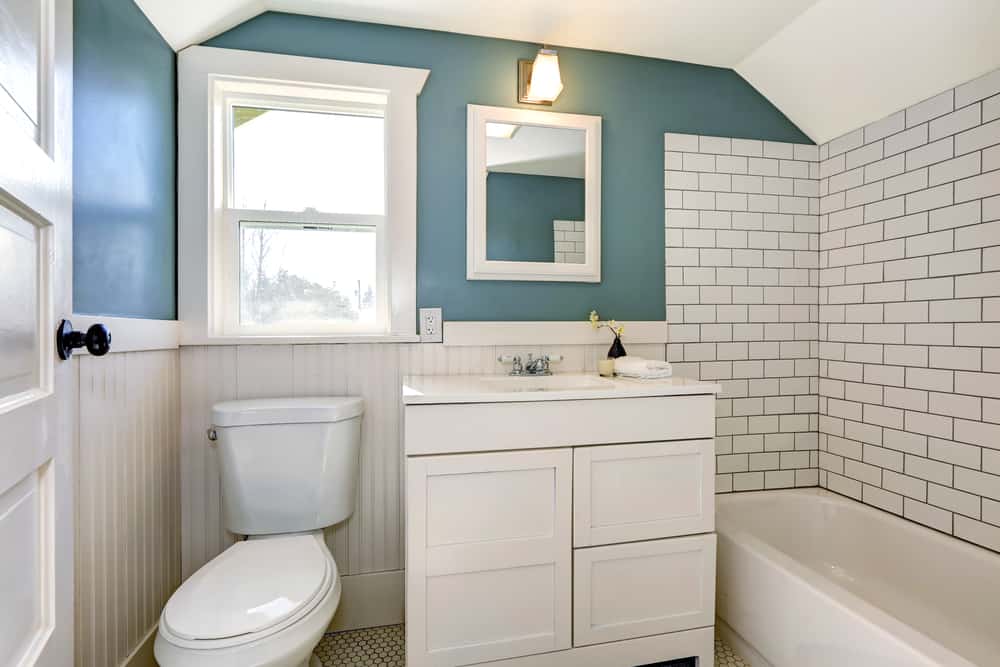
716, 489, 1000, 667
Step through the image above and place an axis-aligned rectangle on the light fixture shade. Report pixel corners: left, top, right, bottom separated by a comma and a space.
526, 49, 564, 103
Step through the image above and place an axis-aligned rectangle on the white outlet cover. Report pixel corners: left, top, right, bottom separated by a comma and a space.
419, 307, 442, 343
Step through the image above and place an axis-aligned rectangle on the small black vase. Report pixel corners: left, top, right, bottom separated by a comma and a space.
607, 335, 627, 359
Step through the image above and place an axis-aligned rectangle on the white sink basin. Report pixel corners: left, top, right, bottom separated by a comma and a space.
479, 374, 615, 393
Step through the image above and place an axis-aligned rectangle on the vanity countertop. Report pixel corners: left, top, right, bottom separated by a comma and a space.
402, 373, 721, 405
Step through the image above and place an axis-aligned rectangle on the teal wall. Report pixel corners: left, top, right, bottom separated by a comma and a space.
487, 173, 585, 262
74, 0, 177, 319
207, 13, 810, 321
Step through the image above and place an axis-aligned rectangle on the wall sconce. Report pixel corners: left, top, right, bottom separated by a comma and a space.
518, 48, 564, 105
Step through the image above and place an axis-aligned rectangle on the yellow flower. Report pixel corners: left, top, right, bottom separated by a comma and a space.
616, 325, 625, 337
589, 310, 600, 329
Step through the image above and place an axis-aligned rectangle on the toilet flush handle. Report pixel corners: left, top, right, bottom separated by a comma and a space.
206, 428, 217, 443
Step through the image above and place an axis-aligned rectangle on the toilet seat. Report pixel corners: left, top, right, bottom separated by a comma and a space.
157, 533, 338, 654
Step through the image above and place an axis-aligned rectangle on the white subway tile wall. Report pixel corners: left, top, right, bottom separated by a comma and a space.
553, 219, 585, 263
665, 132, 821, 495
818, 68, 1000, 554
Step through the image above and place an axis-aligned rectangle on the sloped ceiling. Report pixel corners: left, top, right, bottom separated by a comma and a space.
135, 0, 1000, 143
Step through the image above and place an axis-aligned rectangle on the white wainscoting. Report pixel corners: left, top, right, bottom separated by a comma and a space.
75, 349, 181, 667
179, 341, 666, 628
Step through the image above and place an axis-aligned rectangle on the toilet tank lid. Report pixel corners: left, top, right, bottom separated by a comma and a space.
212, 397, 364, 427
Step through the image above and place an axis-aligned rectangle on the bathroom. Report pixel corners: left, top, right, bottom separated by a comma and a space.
2, 0, 1000, 666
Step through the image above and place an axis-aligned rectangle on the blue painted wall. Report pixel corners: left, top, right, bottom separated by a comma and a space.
487, 173, 585, 262
207, 13, 810, 321
74, 0, 176, 319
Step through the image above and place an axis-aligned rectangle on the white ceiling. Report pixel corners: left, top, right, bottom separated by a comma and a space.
136, 0, 1000, 143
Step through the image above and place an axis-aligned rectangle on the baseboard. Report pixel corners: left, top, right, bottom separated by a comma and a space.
716, 617, 773, 667
122, 625, 158, 667
327, 570, 404, 632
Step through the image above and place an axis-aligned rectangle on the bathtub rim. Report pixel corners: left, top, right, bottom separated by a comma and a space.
716, 488, 982, 667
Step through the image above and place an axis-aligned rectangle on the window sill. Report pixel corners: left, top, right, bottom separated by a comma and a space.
180, 333, 422, 346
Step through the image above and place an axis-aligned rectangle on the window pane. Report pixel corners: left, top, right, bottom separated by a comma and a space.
232, 107, 385, 214
239, 222, 378, 329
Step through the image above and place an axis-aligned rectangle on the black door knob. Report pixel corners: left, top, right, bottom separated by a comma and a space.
56, 320, 112, 360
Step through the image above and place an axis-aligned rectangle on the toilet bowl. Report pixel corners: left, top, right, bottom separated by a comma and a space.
154, 397, 363, 667
155, 533, 340, 667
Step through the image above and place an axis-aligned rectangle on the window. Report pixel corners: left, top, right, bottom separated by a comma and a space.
178, 47, 429, 342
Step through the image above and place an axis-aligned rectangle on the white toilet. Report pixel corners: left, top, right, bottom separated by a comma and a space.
154, 397, 364, 667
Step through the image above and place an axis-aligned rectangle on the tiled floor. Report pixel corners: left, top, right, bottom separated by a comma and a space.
315, 625, 751, 666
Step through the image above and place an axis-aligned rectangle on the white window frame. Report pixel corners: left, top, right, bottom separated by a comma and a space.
178, 46, 429, 344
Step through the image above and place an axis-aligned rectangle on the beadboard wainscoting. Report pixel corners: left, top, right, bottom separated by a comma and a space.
665, 133, 822, 493
817, 67, 1000, 553
75, 349, 181, 667
179, 341, 666, 629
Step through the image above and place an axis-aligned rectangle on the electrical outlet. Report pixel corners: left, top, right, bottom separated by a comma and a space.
419, 307, 443, 343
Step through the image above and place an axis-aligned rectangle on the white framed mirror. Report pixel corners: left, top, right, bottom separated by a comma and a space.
467, 104, 601, 282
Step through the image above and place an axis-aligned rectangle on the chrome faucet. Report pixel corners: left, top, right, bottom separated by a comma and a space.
497, 353, 560, 376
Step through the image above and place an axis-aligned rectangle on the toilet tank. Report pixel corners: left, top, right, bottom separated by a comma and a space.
211, 397, 364, 536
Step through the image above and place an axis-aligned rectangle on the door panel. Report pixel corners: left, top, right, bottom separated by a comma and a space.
0, 0, 73, 665
0, 0, 41, 138
0, 205, 44, 401
407, 449, 572, 667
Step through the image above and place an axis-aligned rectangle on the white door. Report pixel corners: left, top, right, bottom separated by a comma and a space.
406, 449, 572, 667
0, 0, 74, 665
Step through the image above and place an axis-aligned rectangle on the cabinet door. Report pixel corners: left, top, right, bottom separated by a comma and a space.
574, 440, 715, 547
406, 449, 572, 667
574, 534, 716, 647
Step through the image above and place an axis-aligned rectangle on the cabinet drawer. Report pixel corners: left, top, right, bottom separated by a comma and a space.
573, 534, 716, 647
573, 440, 715, 547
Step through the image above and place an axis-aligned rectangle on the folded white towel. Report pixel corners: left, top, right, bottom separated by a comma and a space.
613, 356, 673, 379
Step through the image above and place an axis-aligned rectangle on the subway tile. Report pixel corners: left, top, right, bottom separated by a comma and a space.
699, 135, 732, 154
929, 152, 982, 187
904, 498, 952, 532
665, 132, 700, 152
955, 68, 1000, 107
955, 272, 1000, 298
928, 437, 982, 469
929, 483, 981, 518
930, 346, 981, 371
829, 128, 864, 157
715, 155, 747, 174
885, 124, 929, 157
929, 103, 982, 141
928, 200, 981, 231
884, 168, 929, 198
957, 516, 1000, 551
865, 112, 905, 144
907, 90, 955, 128
928, 391, 981, 420
955, 171, 1000, 203
864, 196, 906, 223
985, 94, 1000, 124
955, 467, 1000, 501
731, 138, 764, 157
846, 141, 884, 171
882, 470, 927, 501
929, 249, 982, 277
955, 118, 1000, 155
905, 137, 954, 171
905, 184, 954, 214
865, 154, 906, 183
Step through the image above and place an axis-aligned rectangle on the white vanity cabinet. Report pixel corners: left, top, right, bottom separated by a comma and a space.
403, 375, 721, 667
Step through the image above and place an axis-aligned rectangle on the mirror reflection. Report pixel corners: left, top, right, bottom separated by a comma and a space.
485, 123, 586, 264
